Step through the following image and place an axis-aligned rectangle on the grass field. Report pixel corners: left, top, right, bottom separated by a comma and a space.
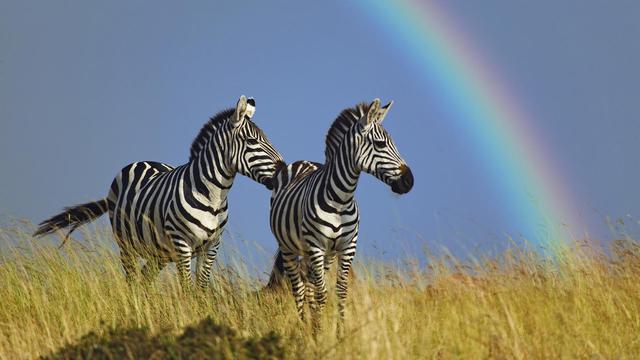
1, 223, 639, 359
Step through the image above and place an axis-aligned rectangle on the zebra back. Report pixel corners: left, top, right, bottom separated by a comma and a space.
271, 160, 322, 195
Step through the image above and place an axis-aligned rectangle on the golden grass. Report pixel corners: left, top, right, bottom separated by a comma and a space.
0, 223, 639, 359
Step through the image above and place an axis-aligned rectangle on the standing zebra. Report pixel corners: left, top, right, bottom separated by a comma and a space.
34, 96, 284, 289
269, 99, 414, 336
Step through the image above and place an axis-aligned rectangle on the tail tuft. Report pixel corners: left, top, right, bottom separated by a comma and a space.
34, 199, 109, 242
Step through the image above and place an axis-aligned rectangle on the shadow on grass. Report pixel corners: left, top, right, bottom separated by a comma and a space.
42, 317, 285, 360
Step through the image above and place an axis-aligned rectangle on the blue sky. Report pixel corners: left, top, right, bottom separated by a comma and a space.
1, 1, 639, 270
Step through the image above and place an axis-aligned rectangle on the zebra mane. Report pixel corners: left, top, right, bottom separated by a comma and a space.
189, 108, 235, 161
324, 102, 371, 161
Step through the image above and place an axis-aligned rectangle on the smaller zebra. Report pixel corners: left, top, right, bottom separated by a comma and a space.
34, 96, 284, 290
269, 99, 414, 336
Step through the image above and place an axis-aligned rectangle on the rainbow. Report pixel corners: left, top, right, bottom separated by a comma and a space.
353, 0, 585, 247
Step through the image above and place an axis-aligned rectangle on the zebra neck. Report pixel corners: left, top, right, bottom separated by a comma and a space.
202, 134, 236, 182
322, 147, 360, 205
186, 149, 235, 204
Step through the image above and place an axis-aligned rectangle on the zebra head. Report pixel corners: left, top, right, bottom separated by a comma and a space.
355, 99, 414, 194
228, 96, 285, 190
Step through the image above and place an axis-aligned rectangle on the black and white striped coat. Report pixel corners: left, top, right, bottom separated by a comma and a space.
269, 99, 414, 335
35, 96, 284, 289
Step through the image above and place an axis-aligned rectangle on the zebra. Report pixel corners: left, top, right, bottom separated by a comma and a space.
268, 99, 414, 336
34, 96, 285, 290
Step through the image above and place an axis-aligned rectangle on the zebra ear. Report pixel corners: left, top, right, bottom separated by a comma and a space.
232, 95, 256, 126
359, 98, 381, 131
377, 100, 393, 124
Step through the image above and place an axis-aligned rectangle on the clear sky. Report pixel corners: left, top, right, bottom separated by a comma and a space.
1, 1, 639, 270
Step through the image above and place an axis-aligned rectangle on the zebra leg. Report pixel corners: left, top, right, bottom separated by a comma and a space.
307, 255, 332, 312
336, 251, 355, 339
171, 237, 193, 290
308, 250, 327, 333
282, 251, 307, 322
196, 239, 221, 290
305, 274, 316, 315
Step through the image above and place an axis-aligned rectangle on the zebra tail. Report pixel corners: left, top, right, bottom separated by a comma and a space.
264, 250, 289, 291
33, 199, 109, 242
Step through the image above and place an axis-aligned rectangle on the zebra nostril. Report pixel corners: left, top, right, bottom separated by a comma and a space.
403, 167, 414, 188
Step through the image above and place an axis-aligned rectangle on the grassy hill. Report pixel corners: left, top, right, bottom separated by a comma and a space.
1, 224, 639, 359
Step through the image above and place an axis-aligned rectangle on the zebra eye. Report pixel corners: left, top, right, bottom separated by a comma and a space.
373, 140, 387, 149
246, 137, 259, 145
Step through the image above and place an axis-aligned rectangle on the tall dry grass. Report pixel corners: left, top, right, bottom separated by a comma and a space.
0, 223, 639, 359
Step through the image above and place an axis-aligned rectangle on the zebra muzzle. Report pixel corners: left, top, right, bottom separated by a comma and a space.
391, 165, 414, 194
261, 161, 286, 190
263, 177, 274, 190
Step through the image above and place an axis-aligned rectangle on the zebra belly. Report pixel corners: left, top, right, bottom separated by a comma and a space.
192, 225, 224, 256
174, 210, 227, 252
107, 161, 175, 257
112, 198, 227, 259
112, 204, 169, 256
301, 208, 359, 255
271, 185, 359, 256
305, 220, 358, 253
